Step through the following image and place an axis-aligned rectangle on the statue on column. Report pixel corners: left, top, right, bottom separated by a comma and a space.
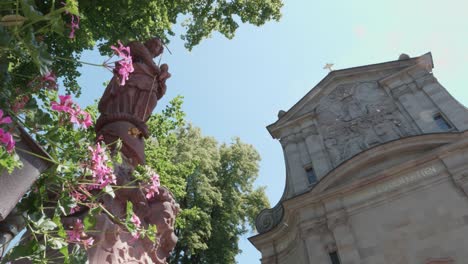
89, 38, 178, 264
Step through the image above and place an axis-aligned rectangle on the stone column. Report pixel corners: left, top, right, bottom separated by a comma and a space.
327, 210, 361, 264
281, 135, 309, 196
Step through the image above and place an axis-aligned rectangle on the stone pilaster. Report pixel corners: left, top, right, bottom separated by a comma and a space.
327, 210, 361, 264
303, 131, 332, 179
281, 135, 309, 196
301, 219, 331, 263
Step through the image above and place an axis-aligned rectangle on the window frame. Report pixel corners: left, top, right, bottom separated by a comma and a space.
433, 113, 453, 131
304, 165, 317, 185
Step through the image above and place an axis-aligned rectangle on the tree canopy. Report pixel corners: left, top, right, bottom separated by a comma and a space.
1, 0, 283, 98
146, 97, 269, 264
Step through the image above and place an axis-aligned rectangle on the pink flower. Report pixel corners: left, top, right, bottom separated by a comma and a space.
26, 72, 58, 91
67, 219, 85, 243
51, 95, 74, 113
111, 41, 131, 58
144, 173, 160, 200
70, 108, 92, 129
51, 95, 93, 129
131, 213, 141, 228
69, 190, 87, 214
109, 41, 134, 86
76, 109, 92, 129
67, 219, 94, 248
116, 59, 134, 86
42, 72, 57, 89
82, 237, 94, 249
0, 128, 15, 153
86, 143, 116, 190
0, 110, 12, 125
69, 15, 80, 39
12, 95, 30, 113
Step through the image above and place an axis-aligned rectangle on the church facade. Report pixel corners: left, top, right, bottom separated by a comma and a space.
249, 53, 468, 264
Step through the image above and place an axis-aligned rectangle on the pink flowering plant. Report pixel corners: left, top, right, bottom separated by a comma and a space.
104, 40, 135, 86
0, 109, 20, 173
51, 94, 93, 129
125, 201, 158, 243
0, 90, 161, 263
133, 165, 161, 200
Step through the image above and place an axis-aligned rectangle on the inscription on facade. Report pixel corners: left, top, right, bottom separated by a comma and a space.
347, 166, 439, 206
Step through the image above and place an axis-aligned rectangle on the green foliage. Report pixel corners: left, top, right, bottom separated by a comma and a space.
0, 146, 21, 173
145, 97, 270, 264
0, 0, 283, 101
0, 0, 281, 261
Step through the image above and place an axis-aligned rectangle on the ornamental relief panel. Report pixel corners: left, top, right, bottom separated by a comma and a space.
316, 82, 418, 167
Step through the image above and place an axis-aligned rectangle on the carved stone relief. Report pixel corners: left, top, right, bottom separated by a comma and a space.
316, 82, 418, 167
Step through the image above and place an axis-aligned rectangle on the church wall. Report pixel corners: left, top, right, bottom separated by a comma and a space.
347, 166, 468, 264
251, 54, 468, 262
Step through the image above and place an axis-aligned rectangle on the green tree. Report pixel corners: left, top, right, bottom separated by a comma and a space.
145, 97, 270, 264
1, 0, 283, 98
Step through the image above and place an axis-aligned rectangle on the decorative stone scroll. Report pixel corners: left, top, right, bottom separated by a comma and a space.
255, 203, 284, 234
316, 82, 417, 167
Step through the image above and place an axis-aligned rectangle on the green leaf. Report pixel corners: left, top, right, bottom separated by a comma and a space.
37, 218, 57, 231
59, 246, 70, 264
83, 214, 96, 230
69, 244, 87, 264
102, 184, 115, 198
50, 17, 65, 35
58, 195, 77, 215
48, 237, 68, 250
145, 224, 158, 243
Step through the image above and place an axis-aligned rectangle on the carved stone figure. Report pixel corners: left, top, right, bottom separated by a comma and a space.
84, 185, 179, 264
96, 38, 171, 166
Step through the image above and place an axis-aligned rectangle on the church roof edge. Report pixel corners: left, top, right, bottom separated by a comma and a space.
266, 52, 433, 139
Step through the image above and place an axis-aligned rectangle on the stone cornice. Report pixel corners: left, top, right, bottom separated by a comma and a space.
378, 53, 433, 90
279, 125, 318, 146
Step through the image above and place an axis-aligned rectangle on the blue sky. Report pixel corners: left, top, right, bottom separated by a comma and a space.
74, 0, 468, 262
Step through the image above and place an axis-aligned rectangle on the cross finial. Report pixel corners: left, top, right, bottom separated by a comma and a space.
323, 63, 334, 72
